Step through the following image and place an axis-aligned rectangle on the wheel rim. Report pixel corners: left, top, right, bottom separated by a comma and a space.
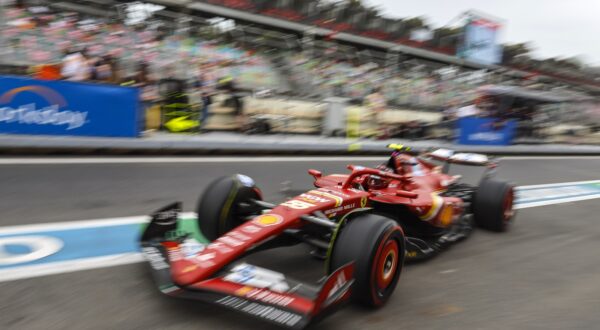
375, 239, 399, 291
503, 188, 515, 223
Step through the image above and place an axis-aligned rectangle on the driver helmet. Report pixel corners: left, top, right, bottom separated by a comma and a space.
367, 175, 386, 190
385, 151, 417, 175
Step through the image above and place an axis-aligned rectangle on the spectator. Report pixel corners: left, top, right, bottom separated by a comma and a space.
194, 72, 214, 131
122, 62, 155, 89
218, 76, 245, 132
200, 89, 213, 131
133, 62, 153, 87
105, 55, 120, 83
365, 87, 387, 137
456, 101, 481, 118
60, 48, 91, 81
442, 100, 459, 121
93, 56, 114, 83
121, 62, 158, 120
441, 100, 459, 140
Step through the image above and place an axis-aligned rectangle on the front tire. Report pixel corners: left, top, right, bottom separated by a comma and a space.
329, 213, 405, 307
196, 174, 262, 241
473, 178, 515, 232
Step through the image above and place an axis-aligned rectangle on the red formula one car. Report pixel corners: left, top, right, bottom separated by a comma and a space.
140, 145, 516, 329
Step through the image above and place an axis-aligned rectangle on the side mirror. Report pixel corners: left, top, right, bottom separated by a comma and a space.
308, 169, 322, 179
395, 190, 418, 199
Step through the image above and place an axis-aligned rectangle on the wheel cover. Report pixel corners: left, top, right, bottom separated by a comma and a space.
503, 187, 515, 223
375, 239, 399, 291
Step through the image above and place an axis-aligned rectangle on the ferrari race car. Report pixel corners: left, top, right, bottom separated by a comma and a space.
140, 145, 516, 328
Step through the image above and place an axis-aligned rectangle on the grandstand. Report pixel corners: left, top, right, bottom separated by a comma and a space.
1, 0, 598, 136
2, 1, 598, 87
1, 6, 286, 90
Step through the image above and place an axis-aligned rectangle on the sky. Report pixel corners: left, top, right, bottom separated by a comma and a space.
366, 0, 600, 66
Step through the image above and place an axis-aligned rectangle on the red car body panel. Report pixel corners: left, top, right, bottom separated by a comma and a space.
169, 157, 463, 288
167, 187, 369, 286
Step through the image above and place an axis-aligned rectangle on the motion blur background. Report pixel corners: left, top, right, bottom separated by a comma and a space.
1, 0, 599, 144
2, 2, 600, 330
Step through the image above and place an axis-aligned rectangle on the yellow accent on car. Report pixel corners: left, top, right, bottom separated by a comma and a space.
438, 205, 454, 227
421, 193, 443, 221
310, 190, 343, 207
182, 265, 197, 273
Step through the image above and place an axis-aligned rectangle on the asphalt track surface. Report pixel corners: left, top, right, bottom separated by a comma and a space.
1, 156, 600, 330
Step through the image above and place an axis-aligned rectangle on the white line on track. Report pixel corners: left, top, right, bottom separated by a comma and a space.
498, 156, 600, 160
0, 212, 196, 236
0, 155, 597, 165
0, 253, 144, 282
515, 194, 600, 209
515, 179, 600, 190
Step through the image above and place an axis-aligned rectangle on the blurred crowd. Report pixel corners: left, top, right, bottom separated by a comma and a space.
1, 2, 598, 139
288, 53, 510, 109
2, 2, 486, 112
1, 4, 283, 100
203, 0, 600, 86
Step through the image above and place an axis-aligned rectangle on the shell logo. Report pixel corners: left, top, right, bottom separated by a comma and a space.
253, 214, 283, 227
235, 286, 254, 296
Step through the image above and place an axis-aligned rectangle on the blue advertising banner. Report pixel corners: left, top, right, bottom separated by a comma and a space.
0, 75, 141, 137
458, 117, 516, 145
458, 18, 502, 65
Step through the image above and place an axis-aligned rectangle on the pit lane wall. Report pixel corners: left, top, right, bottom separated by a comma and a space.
0, 75, 141, 138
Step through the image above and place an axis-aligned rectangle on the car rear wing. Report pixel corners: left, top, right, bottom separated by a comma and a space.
140, 203, 354, 329
425, 148, 497, 168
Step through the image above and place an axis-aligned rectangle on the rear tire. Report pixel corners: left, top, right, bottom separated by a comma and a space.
473, 178, 515, 232
329, 213, 405, 307
196, 174, 262, 241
